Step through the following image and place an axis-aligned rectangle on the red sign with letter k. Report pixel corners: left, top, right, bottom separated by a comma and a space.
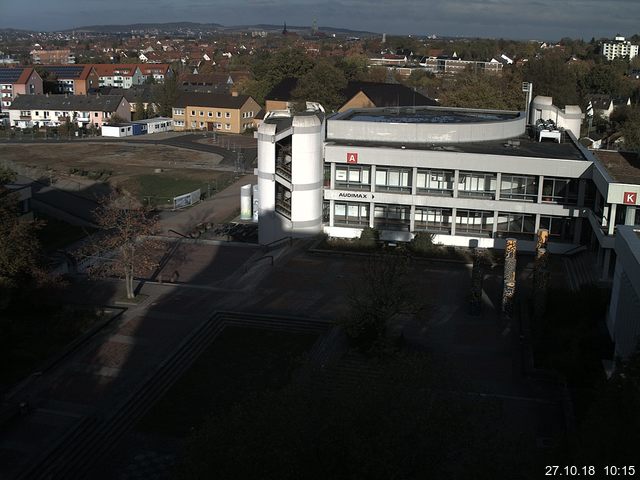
623, 192, 637, 205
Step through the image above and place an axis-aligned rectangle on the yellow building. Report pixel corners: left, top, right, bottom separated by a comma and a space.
172, 92, 260, 134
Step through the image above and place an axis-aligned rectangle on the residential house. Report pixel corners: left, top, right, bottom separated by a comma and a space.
602, 35, 639, 61
99, 85, 157, 115
172, 92, 260, 133
264, 78, 437, 114
93, 64, 144, 89
138, 64, 171, 84
39, 65, 99, 95
587, 94, 632, 120
9, 94, 131, 129
418, 55, 503, 75
0, 67, 43, 111
30, 48, 75, 64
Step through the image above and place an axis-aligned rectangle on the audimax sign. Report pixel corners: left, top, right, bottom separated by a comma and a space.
324, 190, 375, 201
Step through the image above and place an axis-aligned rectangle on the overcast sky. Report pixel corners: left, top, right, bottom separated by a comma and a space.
1, 0, 638, 41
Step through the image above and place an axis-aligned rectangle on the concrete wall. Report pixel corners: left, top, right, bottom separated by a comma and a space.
608, 226, 640, 358
328, 108, 526, 144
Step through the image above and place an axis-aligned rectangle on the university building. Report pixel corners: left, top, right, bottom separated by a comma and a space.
256, 96, 640, 358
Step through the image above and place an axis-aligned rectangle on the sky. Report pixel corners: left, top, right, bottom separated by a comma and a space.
1, 0, 639, 41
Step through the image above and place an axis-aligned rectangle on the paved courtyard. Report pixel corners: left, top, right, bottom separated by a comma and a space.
0, 239, 566, 478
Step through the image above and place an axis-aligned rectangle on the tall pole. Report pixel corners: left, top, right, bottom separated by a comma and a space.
502, 238, 517, 319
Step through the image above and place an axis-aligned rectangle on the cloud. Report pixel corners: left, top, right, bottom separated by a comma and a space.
2, 0, 639, 40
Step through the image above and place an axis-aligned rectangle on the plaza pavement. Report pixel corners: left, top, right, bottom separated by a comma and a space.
0, 177, 567, 479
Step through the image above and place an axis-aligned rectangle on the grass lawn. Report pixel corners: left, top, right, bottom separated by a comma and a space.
137, 326, 319, 437
35, 213, 94, 252
119, 171, 236, 206
0, 304, 107, 390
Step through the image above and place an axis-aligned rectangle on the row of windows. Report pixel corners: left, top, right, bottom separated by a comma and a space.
190, 121, 231, 130
331, 165, 580, 205
191, 110, 232, 118
330, 202, 576, 241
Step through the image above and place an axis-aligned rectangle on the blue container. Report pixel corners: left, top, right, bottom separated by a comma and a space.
132, 123, 147, 135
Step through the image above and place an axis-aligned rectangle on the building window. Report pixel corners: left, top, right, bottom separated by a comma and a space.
458, 172, 496, 199
375, 167, 411, 193
225, 112, 231, 118
374, 204, 411, 231
416, 169, 454, 196
500, 174, 538, 202
208, 111, 213, 117
414, 207, 452, 233
199, 111, 204, 116
334, 202, 369, 227
542, 177, 579, 204
225, 124, 231, 130
335, 165, 371, 191
455, 209, 493, 236
496, 212, 536, 239
199, 122, 204, 128
539, 216, 575, 242
191, 110, 195, 116
191, 121, 196, 128
216, 112, 222, 118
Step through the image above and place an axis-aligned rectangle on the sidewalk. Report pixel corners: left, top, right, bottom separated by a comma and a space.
157, 173, 257, 236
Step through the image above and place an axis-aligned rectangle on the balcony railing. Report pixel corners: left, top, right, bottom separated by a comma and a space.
275, 163, 292, 182
275, 199, 291, 218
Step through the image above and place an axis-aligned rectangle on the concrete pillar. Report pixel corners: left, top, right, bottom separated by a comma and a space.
602, 249, 612, 281
537, 175, 544, 204
602, 204, 609, 228
534, 214, 541, 234
329, 199, 335, 227
411, 167, 418, 196
577, 178, 586, 207
369, 201, 375, 228
453, 170, 459, 198
625, 205, 637, 225
409, 204, 416, 232
495, 172, 502, 201
608, 203, 617, 235
330, 162, 336, 190
573, 217, 583, 244
370, 165, 377, 193
450, 207, 457, 236
492, 211, 499, 237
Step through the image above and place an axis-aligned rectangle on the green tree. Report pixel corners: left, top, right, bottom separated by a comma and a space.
440, 69, 524, 110
523, 51, 580, 107
133, 99, 147, 121
152, 72, 179, 117
335, 55, 369, 81
0, 173, 44, 309
291, 60, 348, 111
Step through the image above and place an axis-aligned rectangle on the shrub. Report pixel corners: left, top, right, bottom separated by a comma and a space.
357, 227, 379, 249
410, 232, 435, 254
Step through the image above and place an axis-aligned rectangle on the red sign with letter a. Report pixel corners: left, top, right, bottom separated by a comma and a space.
346, 152, 358, 164
623, 192, 637, 205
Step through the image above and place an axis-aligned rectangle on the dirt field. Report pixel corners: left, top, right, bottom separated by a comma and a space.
0, 143, 232, 202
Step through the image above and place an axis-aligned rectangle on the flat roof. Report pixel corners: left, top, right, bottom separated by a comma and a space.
594, 150, 640, 185
342, 108, 520, 124
327, 134, 587, 161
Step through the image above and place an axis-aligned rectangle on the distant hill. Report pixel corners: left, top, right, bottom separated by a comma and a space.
65, 22, 376, 36
67, 22, 224, 33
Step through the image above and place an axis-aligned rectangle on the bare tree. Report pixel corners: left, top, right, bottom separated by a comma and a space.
340, 252, 414, 351
87, 193, 160, 299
